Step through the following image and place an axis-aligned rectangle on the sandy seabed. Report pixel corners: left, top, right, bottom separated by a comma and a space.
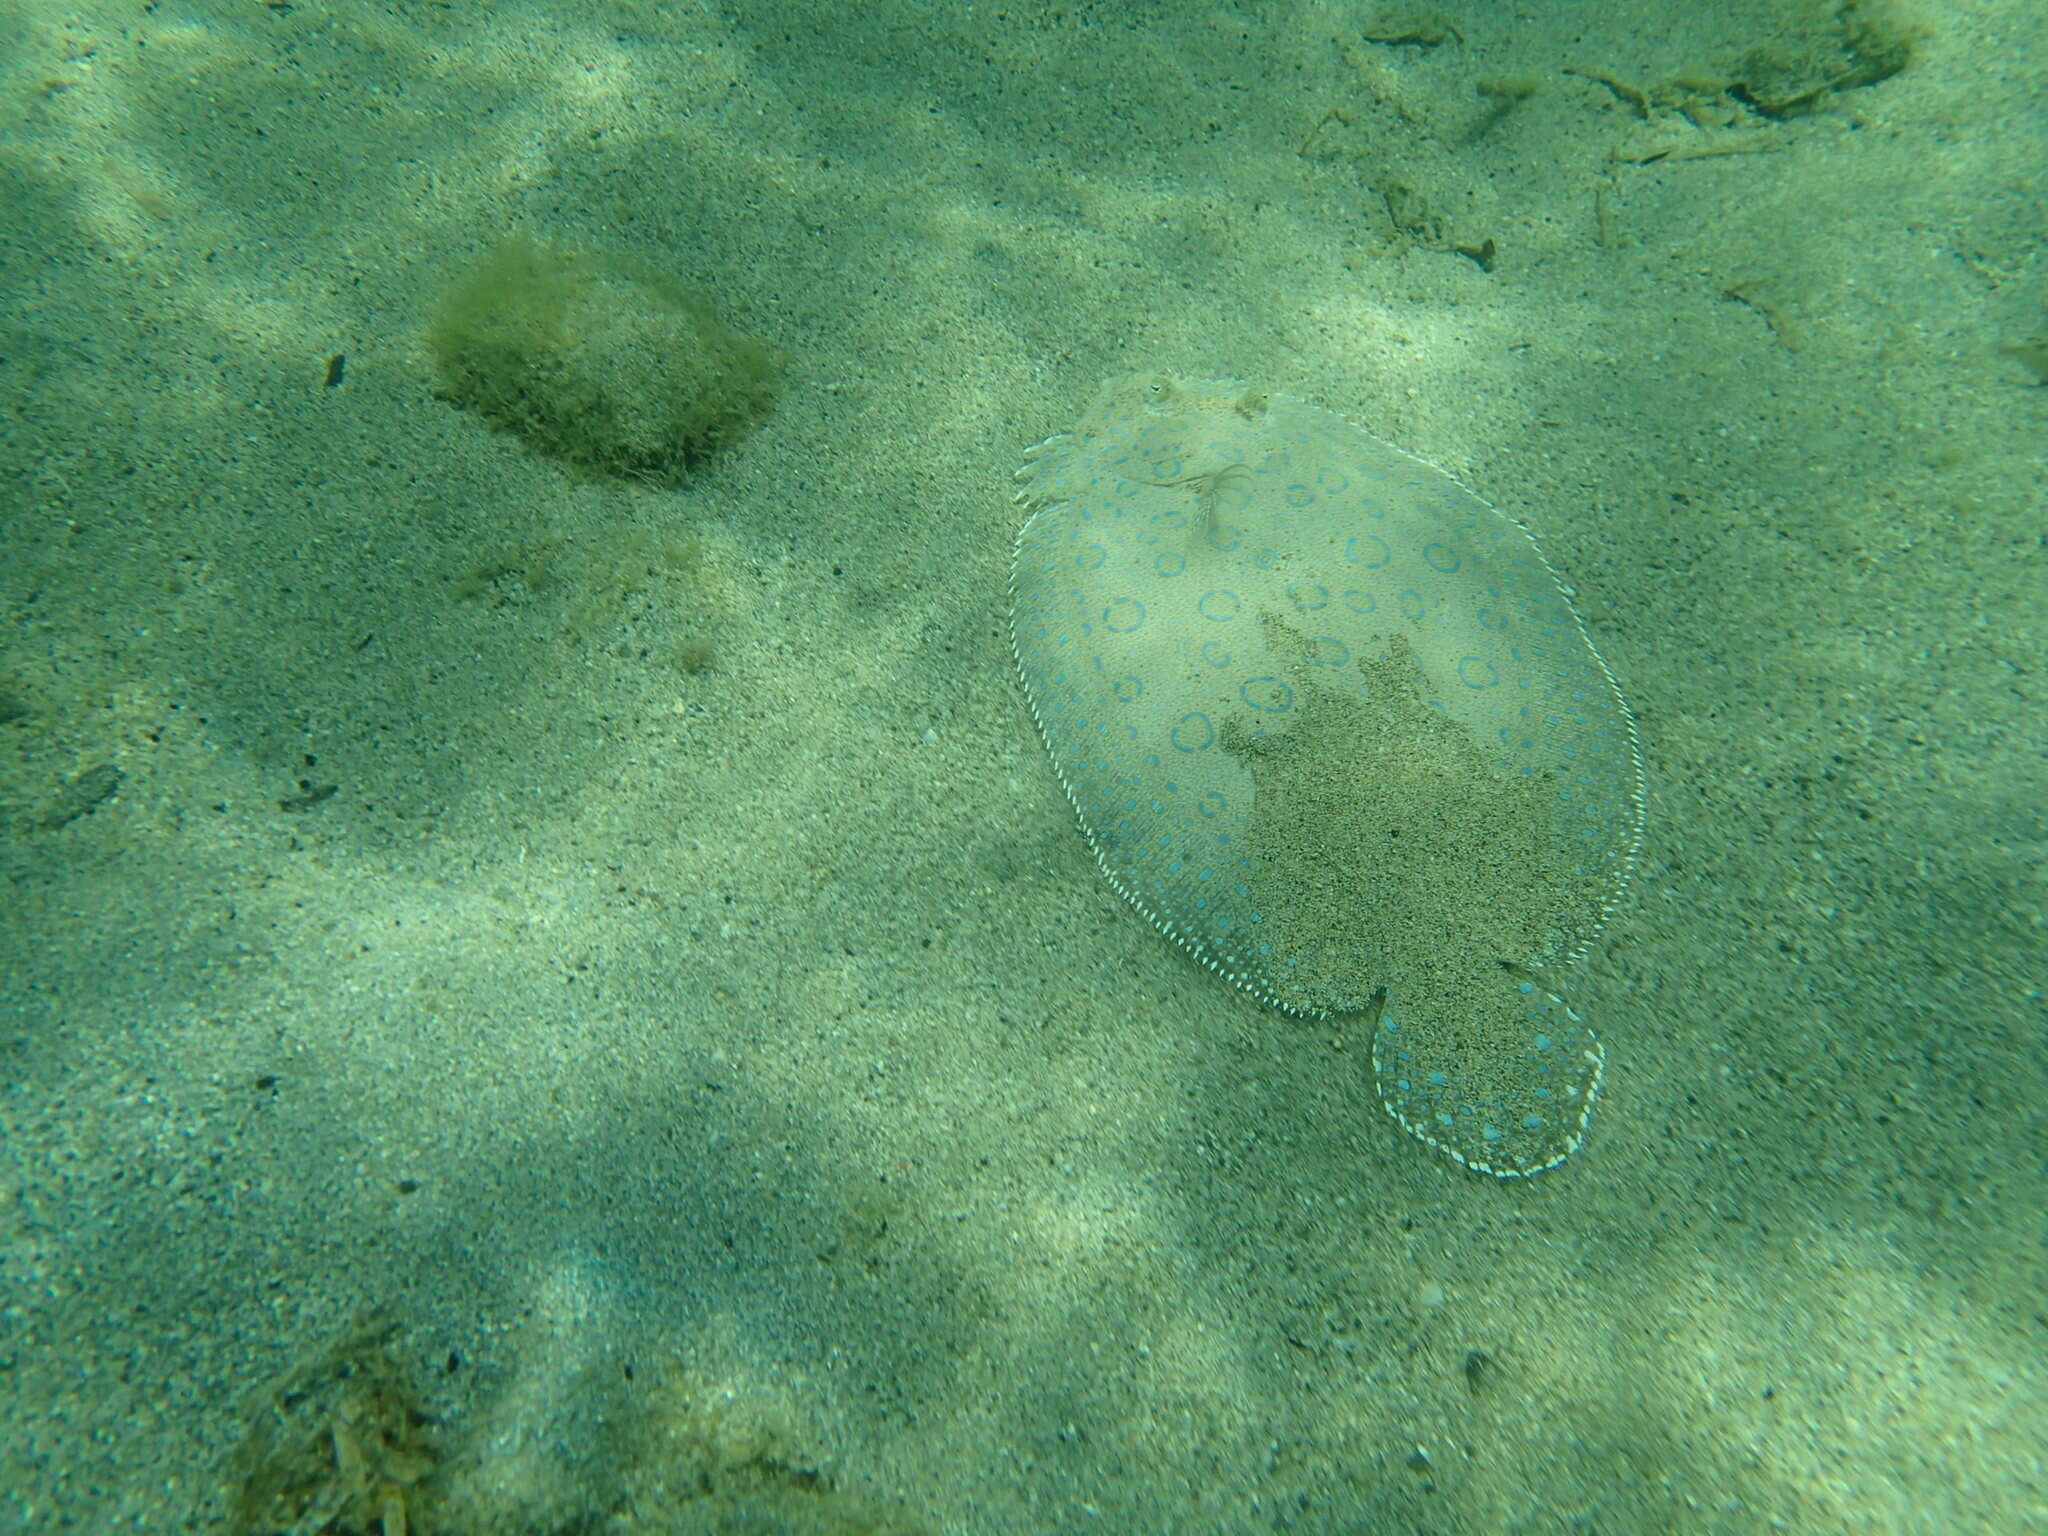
1, 1, 2042, 1531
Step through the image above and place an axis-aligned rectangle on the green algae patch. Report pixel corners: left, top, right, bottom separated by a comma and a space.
428, 235, 781, 483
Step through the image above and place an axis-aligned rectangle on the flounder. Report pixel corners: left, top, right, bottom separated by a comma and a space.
1009, 374, 1645, 1177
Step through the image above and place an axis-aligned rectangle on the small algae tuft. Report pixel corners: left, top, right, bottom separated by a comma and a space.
671, 633, 718, 674
1471, 73, 1542, 141
1728, 0, 1921, 117
225, 1311, 437, 1536
428, 234, 781, 484
228, 1314, 936, 1535
1360, 9, 1463, 46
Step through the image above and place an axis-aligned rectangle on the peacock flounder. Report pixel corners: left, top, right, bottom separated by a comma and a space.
1009, 374, 1645, 1177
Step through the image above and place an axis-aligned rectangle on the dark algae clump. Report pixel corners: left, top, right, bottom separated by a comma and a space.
428, 235, 781, 483
224, 1313, 436, 1536
1728, 0, 1920, 117
223, 1312, 935, 1535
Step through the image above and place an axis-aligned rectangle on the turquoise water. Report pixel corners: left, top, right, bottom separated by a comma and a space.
0, 2, 2040, 1531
